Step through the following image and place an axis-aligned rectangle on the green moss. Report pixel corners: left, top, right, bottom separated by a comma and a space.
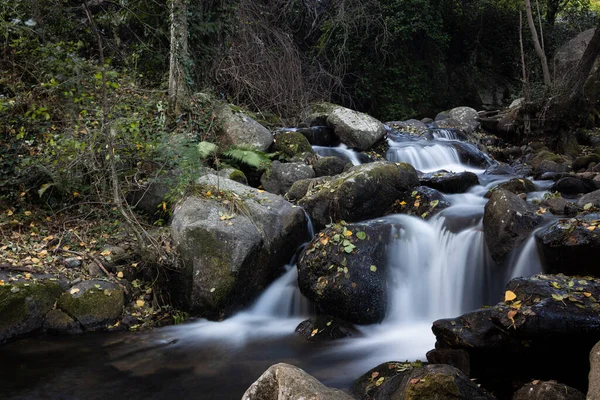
273, 132, 313, 158
0, 280, 63, 331
57, 283, 124, 329
228, 169, 246, 183
405, 373, 461, 399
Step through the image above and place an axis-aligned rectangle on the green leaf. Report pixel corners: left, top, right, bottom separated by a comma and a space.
196, 141, 218, 158
222, 146, 272, 170
551, 294, 564, 301
356, 231, 367, 240
370, 265, 377, 272
38, 183, 55, 198
430, 200, 439, 208
584, 203, 593, 210
344, 244, 355, 253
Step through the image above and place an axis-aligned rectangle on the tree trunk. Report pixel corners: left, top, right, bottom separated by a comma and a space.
168, 0, 189, 117
524, 0, 551, 90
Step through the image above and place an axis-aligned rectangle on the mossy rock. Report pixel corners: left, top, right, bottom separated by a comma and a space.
58, 280, 124, 330
273, 132, 314, 158
43, 309, 82, 335
530, 150, 569, 170
0, 276, 64, 342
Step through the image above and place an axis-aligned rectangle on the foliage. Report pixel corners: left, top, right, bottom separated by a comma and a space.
221, 146, 273, 171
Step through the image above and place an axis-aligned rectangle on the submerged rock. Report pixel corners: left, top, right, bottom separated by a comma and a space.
171, 175, 307, 319
483, 189, 542, 264
326, 107, 386, 151
43, 309, 82, 335
295, 315, 360, 341
577, 188, 600, 208
389, 186, 451, 219
0, 274, 64, 343
57, 280, 124, 331
298, 222, 389, 324
242, 363, 352, 400
535, 216, 600, 276
298, 161, 419, 230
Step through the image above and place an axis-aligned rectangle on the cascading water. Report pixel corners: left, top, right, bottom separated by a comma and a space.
0, 124, 549, 399
313, 144, 363, 165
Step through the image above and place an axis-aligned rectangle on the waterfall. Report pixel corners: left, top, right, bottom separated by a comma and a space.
313, 144, 363, 165
386, 141, 463, 172
432, 128, 459, 140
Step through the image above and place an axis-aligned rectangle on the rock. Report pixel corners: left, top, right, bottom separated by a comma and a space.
298, 222, 389, 324
216, 168, 248, 185
448, 106, 480, 134
171, 175, 308, 318
510, 98, 525, 108
0, 275, 64, 343
295, 315, 360, 341
551, 176, 599, 197
483, 189, 543, 264
513, 380, 585, 400
272, 131, 313, 158
484, 163, 516, 176
530, 151, 569, 176
298, 162, 419, 230
286, 177, 332, 201
420, 171, 479, 194
313, 156, 348, 177
426, 349, 471, 376
100, 245, 129, 269
451, 142, 492, 168
554, 28, 599, 81
43, 309, 82, 335
589, 341, 600, 400
573, 154, 600, 172
296, 126, 338, 146
435, 110, 451, 121
386, 119, 430, 136
57, 280, 124, 331
535, 216, 600, 276
373, 364, 494, 400
576, 189, 600, 208
215, 104, 273, 151
540, 196, 579, 217
485, 178, 537, 198
431, 117, 472, 137
352, 361, 420, 400
260, 161, 315, 195
326, 107, 386, 151
128, 172, 175, 216
242, 363, 352, 400
390, 186, 451, 219
63, 257, 82, 269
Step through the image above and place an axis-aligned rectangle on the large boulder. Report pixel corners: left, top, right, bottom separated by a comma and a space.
352, 361, 421, 399
272, 131, 313, 158
215, 104, 273, 151
448, 106, 480, 134
512, 380, 585, 400
551, 176, 600, 197
483, 189, 543, 264
535, 215, 600, 276
589, 341, 600, 400
554, 28, 600, 82
298, 222, 389, 324
373, 364, 494, 400
431, 274, 600, 396
0, 274, 64, 343
420, 171, 479, 194
57, 280, 124, 331
242, 363, 352, 400
298, 161, 419, 230
326, 107, 386, 151
577, 189, 600, 208
171, 175, 308, 318
260, 161, 315, 195
313, 156, 348, 177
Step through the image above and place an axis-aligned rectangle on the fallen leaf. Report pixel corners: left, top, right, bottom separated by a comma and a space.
70, 288, 80, 294
136, 299, 145, 307
320, 237, 329, 246
505, 290, 517, 302
532, 380, 540, 385
587, 226, 596, 231
311, 328, 319, 337
117, 271, 124, 278
24, 211, 32, 216
370, 265, 377, 272
210, 287, 216, 293
584, 203, 593, 210
101, 249, 112, 257
507, 310, 517, 322
584, 292, 592, 297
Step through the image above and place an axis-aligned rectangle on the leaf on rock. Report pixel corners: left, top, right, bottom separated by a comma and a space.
409, 378, 420, 385
584, 203, 593, 210
505, 290, 517, 302
430, 200, 439, 208
370, 265, 377, 272
136, 299, 145, 307
311, 328, 319, 337
356, 231, 367, 240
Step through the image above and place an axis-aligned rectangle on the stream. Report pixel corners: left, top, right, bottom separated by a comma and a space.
0, 127, 550, 399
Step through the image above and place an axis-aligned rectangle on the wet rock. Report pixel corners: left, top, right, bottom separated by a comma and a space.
373, 364, 494, 400
534, 160, 569, 178
512, 380, 584, 400
535, 216, 600, 276
260, 161, 315, 195
313, 156, 348, 177
390, 186, 451, 219
298, 161, 419, 230
0, 275, 64, 343
576, 188, 600, 208
352, 361, 420, 400
540, 196, 579, 217
43, 309, 82, 335
326, 107, 386, 151
451, 142, 491, 168
573, 154, 600, 172
426, 349, 471, 376
242, 363, 352, 400
286, 176, 332, 201
386, 119, 430, 136
272, 131, 313, 158
295, 315, 360, 341
215, 104, 273, 151
57, 280, 124, 331
483, 189, 542, 264
589, 341, 600, 400
296, 126, 338, 147
551, 176, 600, 197
420, 171, 479, 194
484, 163, 516, 176
298, 222, 389, 324
485, 178, 537, 198
171, 175, 307, 318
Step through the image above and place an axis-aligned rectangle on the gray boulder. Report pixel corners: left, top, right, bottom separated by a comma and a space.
260, 161, 315, 195
485, 178, 537, 198
0, 274, 64, 343
215, 104, 273, 151
286, 177, 332, 201
483, 189, 543, 263
386, 119, 429, 136
577, 189, 600, 208
57, 280, 124, 331
272, 131, 313, 158
242, 363, 352, 400
326, 107, 386, 151
171, 175, 308, 318
420, 171, 479, 194
313, 156, 348, 177
449, 106, 480, 134
298, 161, 419, 230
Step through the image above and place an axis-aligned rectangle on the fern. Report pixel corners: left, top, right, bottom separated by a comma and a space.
222, 146, 273, 170
196, 141, 219, 159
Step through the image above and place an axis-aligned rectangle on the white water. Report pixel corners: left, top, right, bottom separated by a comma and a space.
313, 144, 362, 165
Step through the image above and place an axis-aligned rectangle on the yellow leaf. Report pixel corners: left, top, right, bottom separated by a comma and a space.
162, 202, 167, 212
43, 235, 54, 241
414, 201, 420, 207
507, 310, 517, 322
24, 211, 32, 216
136, 299, 145, 307
73, 192, 80, 198
101, 250, 112, 257
345, 230, 352, 237
258, 190, 265, 193
206, 191, 212, 197
0, 280, 4, 285
505, 290, 517, 302
117, 271, 124, 278
587, 226, 596, 231
399, 201, 407, 206
24, 273, 31, 279
31, 258, 40, 264
310, 328, 319, 337
584, 292, 592, 297
7, 210, 13, 216
320, 237, 329, 246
